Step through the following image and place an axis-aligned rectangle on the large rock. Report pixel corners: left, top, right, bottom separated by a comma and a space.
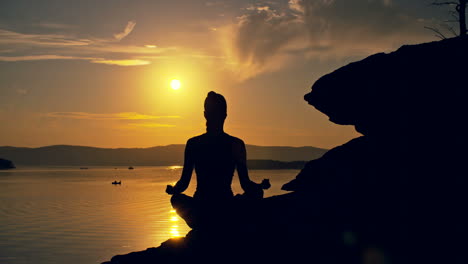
0, 158, 15, 170
305, 37, 467, 137
286, 37, 468, 263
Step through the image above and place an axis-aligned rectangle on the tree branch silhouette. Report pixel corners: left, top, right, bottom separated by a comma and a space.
425, 26, 449, 39
428, 0, 467, 37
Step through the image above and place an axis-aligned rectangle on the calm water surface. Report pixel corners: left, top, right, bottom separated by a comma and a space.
0, 166, 297, 264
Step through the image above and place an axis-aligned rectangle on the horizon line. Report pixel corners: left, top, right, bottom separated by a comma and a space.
0, 144, 329, 150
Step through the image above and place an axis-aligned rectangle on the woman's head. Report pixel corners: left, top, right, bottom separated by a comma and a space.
204, 91, 227, 122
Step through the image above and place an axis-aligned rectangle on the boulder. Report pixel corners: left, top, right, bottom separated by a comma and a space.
305, 36, 468, 138
0, 158, 15, 170
286, 36, 468, 263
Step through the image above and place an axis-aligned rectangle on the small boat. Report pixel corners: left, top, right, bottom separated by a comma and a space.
128, 166, 134, 170
80, 167, 88, 170
112, 181, 121, 185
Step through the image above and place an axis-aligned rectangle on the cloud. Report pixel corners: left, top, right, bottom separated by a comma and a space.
45, 112, 179, 129
222, 5, 304, 79
46, 112, 181, 120
0, 55, 97, 62
0, 18, 219, 68
0, 23, 177, 66
246, 5, 270, 11
0, 55, 151, 66
113, 21, 136, 41
83, 44, 176, 55
0, 29, 91, 46
288, 0, 305, 13
0, 21, 136, 47
224, 0, 430, 80
90, 59, 151, 66
296, 0, 427, 52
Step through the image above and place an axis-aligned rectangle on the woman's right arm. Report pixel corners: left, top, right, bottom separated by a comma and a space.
167, 139, 195, 194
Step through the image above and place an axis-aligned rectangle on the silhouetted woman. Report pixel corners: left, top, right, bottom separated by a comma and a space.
166, 91, 269, 229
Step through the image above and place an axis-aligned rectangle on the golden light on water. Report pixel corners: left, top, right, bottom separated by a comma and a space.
170, 225, 181, 237
170, 79, 181, 90
169, 209, 182, 238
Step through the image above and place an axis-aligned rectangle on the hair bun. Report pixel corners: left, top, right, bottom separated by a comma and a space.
204, 91, 227, 116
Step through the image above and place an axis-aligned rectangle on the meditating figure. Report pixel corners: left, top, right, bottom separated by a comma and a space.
166, 91, 269, 229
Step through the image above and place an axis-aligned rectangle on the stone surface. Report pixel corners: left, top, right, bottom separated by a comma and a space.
305, 37, 468, 137
294, 36, 468, 263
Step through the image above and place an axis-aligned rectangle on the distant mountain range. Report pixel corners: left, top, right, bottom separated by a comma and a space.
0, 145, 327, 167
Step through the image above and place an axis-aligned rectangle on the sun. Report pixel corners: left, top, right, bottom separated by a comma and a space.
170, 79, 181, 90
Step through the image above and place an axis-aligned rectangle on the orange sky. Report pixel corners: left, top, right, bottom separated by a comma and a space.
0, 0, 446, 148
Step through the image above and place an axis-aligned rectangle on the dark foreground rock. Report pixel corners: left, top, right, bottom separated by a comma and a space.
0, 158, 15, 170
103, 211, 359, 264
104, 37, 467, 264
294, 36, 468, 263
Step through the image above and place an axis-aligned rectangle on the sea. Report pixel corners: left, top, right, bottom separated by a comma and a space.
0, 166, 298, 264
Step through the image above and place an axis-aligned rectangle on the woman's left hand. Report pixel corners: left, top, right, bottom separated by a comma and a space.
166, 185, 175, 195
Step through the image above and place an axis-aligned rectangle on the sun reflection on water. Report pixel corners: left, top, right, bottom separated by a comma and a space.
168, 209, 182, 238
170, 225, 181, 237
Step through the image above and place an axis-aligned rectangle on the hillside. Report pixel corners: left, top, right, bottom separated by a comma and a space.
0, 144, 327, 166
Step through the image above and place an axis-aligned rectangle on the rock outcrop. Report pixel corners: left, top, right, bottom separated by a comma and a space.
103, 37, 467, 264
0, 158, 15, 170
306, 37, 467, 138
287, 36, 468, 263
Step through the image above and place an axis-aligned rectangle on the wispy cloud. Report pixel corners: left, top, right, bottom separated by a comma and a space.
0, 21, 179, 66
288, 0, 305, 13
113, 21, 136, 41
45, 112, 180, 129
46, 112, 181, 120
0, 55, 97, 62
90, 59, 151, 66
222, 6, 304, 80
0, 29, 91, 46
0, 55, 152, 66
223, 0, 430, 80
83, 44, 176, 55
246, 5, 270, 11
